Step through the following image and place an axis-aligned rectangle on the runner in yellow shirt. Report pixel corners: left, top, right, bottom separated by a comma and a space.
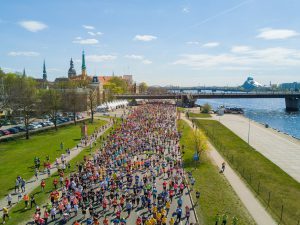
162, 216, 167, 225
169, 217, 175, 225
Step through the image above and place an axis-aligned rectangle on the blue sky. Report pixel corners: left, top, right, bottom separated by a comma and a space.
1, 0, 300, 86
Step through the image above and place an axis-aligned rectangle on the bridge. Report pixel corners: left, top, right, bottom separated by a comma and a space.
166, 86, 246, 93
115, 92, 300, 111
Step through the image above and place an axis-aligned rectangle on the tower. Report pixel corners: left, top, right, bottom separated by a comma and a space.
81, 50, 87, 78
68, 58, 77, 78
22, 68, 26, 77
43, 60, 47, 81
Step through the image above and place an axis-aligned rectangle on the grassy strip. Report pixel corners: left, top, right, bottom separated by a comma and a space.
0, 119, 107, 198
194, 119, 300, 225
187, 112, 211, 118
177, 107, 186, 113
4, 119, 121, 225
178, 119, 256, 225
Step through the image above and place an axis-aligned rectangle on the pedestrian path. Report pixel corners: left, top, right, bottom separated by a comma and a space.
211, 114, 300, 182
182, 116, 277, 225
0, 119, 112, 211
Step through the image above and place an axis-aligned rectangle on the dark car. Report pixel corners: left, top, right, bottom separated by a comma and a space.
7, 128, 19, 134
13, 126, 26, 132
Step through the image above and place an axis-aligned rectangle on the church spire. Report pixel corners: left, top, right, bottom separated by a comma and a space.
22, 68, 26, 77
81, 50, 86, 77
43, 60, 47, 81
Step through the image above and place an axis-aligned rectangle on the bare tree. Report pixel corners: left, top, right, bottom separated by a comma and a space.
87, 88, 97, 123
40, 89, 62, 130
8, 76, 38, 139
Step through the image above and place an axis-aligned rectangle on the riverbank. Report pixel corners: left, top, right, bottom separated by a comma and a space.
211, 114, 300, 182
193, 118, 300, 225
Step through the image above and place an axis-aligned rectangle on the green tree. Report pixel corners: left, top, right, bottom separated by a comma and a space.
193, 128, 208, 160
103, 77, 128, 101
201, 103, 212, 113
138, 82, 148, 93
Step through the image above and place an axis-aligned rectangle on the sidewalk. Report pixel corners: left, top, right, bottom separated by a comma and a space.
182, 116, 277, 225
211, 114, 300, 182
0, 119, 112, 211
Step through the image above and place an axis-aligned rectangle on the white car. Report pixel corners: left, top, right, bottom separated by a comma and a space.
45, 121, 54, 126
30, 122, 42, 129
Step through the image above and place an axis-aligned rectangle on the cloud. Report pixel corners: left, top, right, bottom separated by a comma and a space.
86, 54, 117, 62
124, 54, 152, 64
231, 45, 252, 53
142, 60, 152, 64
182, 7, 190, 13
186, 41, 200, 45
173, 46, 300, 70
19, 20, 47, 32
134, 35, 157, 42
202, 42, 220, 48
75, 37, 82, 40
88, 31, 103, 36
125, 54, 144, 60
8, 51, 40, 57
257, 28, 299, 40
73, 38, 99, 45
83, 25, 95, 30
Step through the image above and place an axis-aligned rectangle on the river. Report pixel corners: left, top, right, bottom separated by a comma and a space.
195, 98, 300, 139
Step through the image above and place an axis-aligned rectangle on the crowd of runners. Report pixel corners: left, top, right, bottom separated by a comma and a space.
27, 104, 196, 225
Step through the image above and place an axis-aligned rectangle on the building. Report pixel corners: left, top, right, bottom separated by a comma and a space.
279, 82, 300, 91
241, 77, 262, 91
35, 60, 48, 88
68, 58, 76, 78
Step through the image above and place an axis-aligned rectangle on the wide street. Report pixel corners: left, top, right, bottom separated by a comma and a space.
25, 104, 197, 225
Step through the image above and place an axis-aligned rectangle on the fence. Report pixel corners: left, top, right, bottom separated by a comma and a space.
193, 119, 300, 225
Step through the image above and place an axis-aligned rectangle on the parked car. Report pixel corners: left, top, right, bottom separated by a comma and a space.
0, 130, 11, 135
30, 122, 42, 129
39, 122, 49, 127
7, 128, 19, 134
45, 121, 54, 126
28, 124, 39, 130
13, 126, 26, 132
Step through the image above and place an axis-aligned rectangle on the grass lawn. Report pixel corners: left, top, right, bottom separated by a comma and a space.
3, 119, 120, 225
194, 119, 300, 225
0, 118, 107, 198
177, 107, 186, 113
187, 112, 212, 118
178, 120, 256, 225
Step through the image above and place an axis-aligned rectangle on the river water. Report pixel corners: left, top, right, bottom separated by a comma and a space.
195, 98, 300, 139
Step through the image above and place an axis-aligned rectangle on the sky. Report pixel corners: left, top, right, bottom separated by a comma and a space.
1, 0, 300, 86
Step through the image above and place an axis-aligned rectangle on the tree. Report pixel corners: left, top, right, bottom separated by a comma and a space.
62, 88, 87, 125
138, 82, 148, 93
193, 128, 208, 160
8, 76, 38, 139
87, 88, 97, 123
103, 77, 129, 101
40, 89, 62, 130
201, 103, 212, 113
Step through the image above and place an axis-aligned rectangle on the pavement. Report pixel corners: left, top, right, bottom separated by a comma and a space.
182, 115, 277, 225
0, 118, 112, 212
211, 114, 300, 183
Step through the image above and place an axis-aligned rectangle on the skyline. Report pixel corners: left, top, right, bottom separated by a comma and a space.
1, 0, 300, 86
